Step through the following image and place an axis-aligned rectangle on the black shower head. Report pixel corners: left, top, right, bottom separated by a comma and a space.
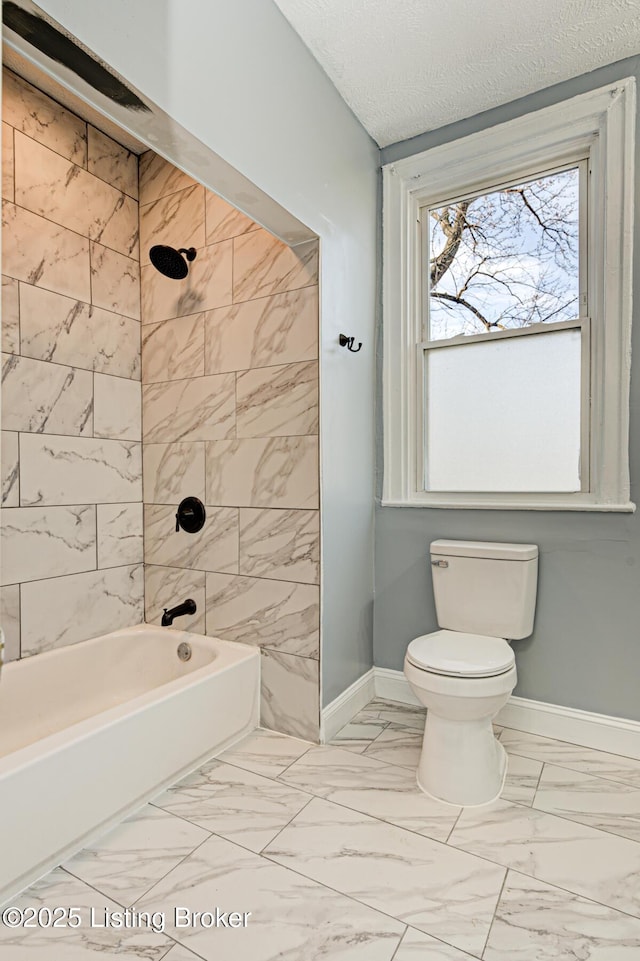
149, 245, 197, 279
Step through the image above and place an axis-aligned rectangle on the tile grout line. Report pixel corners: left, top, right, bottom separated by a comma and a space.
3, 270, 142, 323
499, 746, 640, 792
3, 347, 142, 383
386, 924, 409, 961
479, 868, 509, 960
256, 795, 316, 856
57, 865, 207, 960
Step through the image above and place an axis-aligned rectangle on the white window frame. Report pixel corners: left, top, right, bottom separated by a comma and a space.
382, 79, 636, 511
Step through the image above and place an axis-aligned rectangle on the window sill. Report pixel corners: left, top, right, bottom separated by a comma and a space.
380, 497, 636, 513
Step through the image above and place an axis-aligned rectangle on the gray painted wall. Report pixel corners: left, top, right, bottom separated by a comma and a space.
375, 54, 640, 722
32, 0, 379, 708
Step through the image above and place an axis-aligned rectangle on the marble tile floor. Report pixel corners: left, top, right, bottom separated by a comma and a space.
5, 698, 640, 959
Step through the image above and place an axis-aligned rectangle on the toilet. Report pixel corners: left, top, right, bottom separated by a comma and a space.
404, 539, 538, 806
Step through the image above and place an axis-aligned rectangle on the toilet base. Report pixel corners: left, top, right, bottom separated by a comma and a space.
416, 712, 507, 806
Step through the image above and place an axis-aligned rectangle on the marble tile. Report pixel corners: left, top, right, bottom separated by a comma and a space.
2, 430, 19, 506
0, 583, 20, 661
143, 442, 205, 504
3, 201, 90, 302
97, 503, 144, 568
144, 565, 206, 632
1, 504, 96, 585
264, 796, 505, 956
2, 275, 20, 353
236, 360, 319, 438
449, 797, 640, 918
3, 121, 14, 201
218, 728, 312, 779
484, 870, 640, 960
205, 573, 319, 657
261, 648, 320, 741
140, 184, 205, 265
144, 504, 238, 573
143, 373, 235, 443
87, 125, 138, 198
2, 352, 93, 435
20, 434, 141, 506
204, 286, 318, 374
233, 232, 318, 301
20, 278, 141, 379
91, 241, 141, 320
64, 804, 209, 905
393, 928, 478, 961
532, 762, 640, 841
205, 191, 256, 244
139, 150, 198, 205
357, 698, 426, 731
94, 373, 141, 440
280, 744, 461, 841
162, 947, 203, 961
154, 759, 310, 854
137, 832, 404, 961
501, 753, 543, 805
2, 68, 87, 166
363, 724, 423, 769
329, 718, 390, 754
206, 436, 318, 508
15, 132, 139, 258
142, 312, 204, 382
0, 865, 173, 959
21, 564, 143, 655
499, 728, 640, 789
239, 508, 320, 584
141, 240, 233, 325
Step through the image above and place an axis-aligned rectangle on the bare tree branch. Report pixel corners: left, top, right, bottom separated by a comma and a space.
430, 291, 506, 330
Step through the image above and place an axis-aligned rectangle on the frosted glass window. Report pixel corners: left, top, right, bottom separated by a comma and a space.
425, 328, 583, 492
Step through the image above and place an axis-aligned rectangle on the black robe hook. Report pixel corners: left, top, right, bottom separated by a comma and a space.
339, 334, 362, 353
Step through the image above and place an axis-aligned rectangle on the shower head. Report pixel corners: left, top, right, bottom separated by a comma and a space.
149, 245, 197, 279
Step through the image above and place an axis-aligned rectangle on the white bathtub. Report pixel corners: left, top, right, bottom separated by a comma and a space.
0, 624, 260, 904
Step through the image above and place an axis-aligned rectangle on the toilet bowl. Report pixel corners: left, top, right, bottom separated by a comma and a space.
405, 631, 516, 805
404, 540, 538, 806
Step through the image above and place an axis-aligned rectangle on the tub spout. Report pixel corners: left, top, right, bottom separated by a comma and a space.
161, 599, 197, 627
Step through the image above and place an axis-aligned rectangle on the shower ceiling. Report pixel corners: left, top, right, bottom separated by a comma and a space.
272, 0, 640, 147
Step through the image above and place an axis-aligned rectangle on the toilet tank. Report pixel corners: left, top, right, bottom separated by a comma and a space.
430, 539, 538, 639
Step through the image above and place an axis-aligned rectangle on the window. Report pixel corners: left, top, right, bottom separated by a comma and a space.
382, 79, 635, 510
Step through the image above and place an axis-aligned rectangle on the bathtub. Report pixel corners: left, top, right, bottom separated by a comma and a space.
0, 624, 260, 904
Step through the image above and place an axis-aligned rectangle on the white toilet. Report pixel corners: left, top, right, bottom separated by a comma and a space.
404, 539, 538, 806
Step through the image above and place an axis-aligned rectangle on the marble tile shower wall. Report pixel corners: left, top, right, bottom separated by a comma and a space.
0, 69, 144, 660
139, 154, 320, 741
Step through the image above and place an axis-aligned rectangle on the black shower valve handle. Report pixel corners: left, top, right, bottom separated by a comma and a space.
175, 496, 206, 534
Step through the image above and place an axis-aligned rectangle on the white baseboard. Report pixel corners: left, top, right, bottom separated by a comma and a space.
322, 666, 640, 760
495, 695, 640, 761
374, 667, 421, 706
320, 668, 376, 741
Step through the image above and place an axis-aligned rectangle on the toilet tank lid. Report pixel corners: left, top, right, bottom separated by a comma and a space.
430, 540, 538, 561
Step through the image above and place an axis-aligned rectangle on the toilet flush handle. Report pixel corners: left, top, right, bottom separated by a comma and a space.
431, 559, 449, 568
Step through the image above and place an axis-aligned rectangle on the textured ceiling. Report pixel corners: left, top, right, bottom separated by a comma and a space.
273, 0, 640, 147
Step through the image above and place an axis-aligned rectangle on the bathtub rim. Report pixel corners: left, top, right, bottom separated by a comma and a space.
0, 623, 259, 776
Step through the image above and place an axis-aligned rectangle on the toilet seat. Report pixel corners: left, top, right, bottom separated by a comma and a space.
406, 630, 515, 678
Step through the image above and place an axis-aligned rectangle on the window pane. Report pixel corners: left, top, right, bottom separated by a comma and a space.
427, 167, 580, 341
425, 329, 582, 492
